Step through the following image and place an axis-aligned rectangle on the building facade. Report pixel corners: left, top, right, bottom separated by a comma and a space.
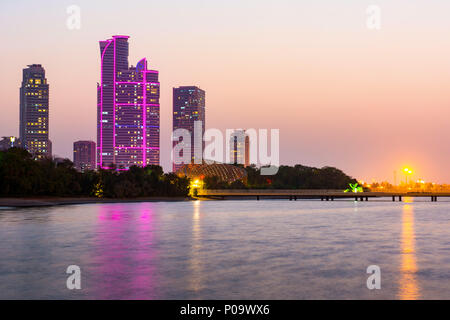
97, 35, 160, 170
230, 129, 250, 167
172, 86, 205, 172
73, 140, 96, 172
0, 136, 21, 151
20, 64, 50, 159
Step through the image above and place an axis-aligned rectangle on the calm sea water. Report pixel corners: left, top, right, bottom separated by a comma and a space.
0, 199, 449, 299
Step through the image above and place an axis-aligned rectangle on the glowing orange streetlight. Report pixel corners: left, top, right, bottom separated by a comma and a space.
403, 168, 413, 184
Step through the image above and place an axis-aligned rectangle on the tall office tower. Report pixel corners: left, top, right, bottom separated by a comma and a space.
172, 86, 205, 172
230, 129, 250, 167
97, 35, 160, 170
73, 140, 96, 172
20, 64, 50, 159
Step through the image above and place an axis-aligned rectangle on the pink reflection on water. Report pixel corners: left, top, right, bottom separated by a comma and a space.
93, 203, 158, 299
130, 204, 157, 298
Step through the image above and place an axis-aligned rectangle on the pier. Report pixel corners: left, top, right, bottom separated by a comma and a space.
198, 189, 450, 202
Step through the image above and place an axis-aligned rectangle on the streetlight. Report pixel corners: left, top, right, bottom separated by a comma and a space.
403, 168, 413, 185
189, 178, 204, 197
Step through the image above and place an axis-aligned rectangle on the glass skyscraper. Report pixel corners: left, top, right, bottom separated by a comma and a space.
19, 64, 50, 159
172, 86, 205, 172
97, 35, 160, 170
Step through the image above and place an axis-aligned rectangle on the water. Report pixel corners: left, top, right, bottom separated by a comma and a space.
0, 199, 449, 299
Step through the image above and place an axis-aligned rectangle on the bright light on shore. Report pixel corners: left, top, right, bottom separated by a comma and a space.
403, 167, 413, 174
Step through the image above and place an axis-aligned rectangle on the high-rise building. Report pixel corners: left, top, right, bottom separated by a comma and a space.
0, 136, 21, 151
20, 64, 50, 159
97, 35, 160, 170
172, 86, 205, 172
230, 129, 250, 167
73, 140, 96, 172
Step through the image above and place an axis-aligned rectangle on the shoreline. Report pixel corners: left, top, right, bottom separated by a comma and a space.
0, 196, 196, 208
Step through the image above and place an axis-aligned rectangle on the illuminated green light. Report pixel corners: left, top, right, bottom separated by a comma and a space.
344, 183, 363, 193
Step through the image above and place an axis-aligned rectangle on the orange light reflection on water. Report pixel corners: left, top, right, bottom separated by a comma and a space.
190, 200, 203, 292
399, 198, 420, 300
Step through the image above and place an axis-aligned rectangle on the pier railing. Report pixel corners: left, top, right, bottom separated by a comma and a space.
198, 189, 450, 202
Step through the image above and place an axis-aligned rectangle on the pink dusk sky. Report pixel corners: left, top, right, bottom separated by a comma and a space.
1, 0, 450, 182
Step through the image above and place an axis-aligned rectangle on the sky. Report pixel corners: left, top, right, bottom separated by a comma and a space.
1, 0, 450, 183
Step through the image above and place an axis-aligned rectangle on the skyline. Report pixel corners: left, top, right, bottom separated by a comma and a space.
1, 1, 450, 182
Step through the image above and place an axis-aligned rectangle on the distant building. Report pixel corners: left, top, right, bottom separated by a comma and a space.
48, 139, 52, 158
53, 157, 67, 165
230, 129, 250, 167
20, 64, 50, 159
97, 35, 160, 170
173, 86, 205, 172
0, 136, 21, 151
73, 140, 96, 172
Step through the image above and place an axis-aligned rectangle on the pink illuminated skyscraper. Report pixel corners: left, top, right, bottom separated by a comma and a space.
97, 35, 160, 170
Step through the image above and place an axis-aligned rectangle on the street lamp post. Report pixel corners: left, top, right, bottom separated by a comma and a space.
403, 168, 413, 186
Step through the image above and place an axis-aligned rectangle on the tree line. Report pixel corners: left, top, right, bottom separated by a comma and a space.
0, 148, 358, 197
0, 148, 189, 198
204, 164, 358, 190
